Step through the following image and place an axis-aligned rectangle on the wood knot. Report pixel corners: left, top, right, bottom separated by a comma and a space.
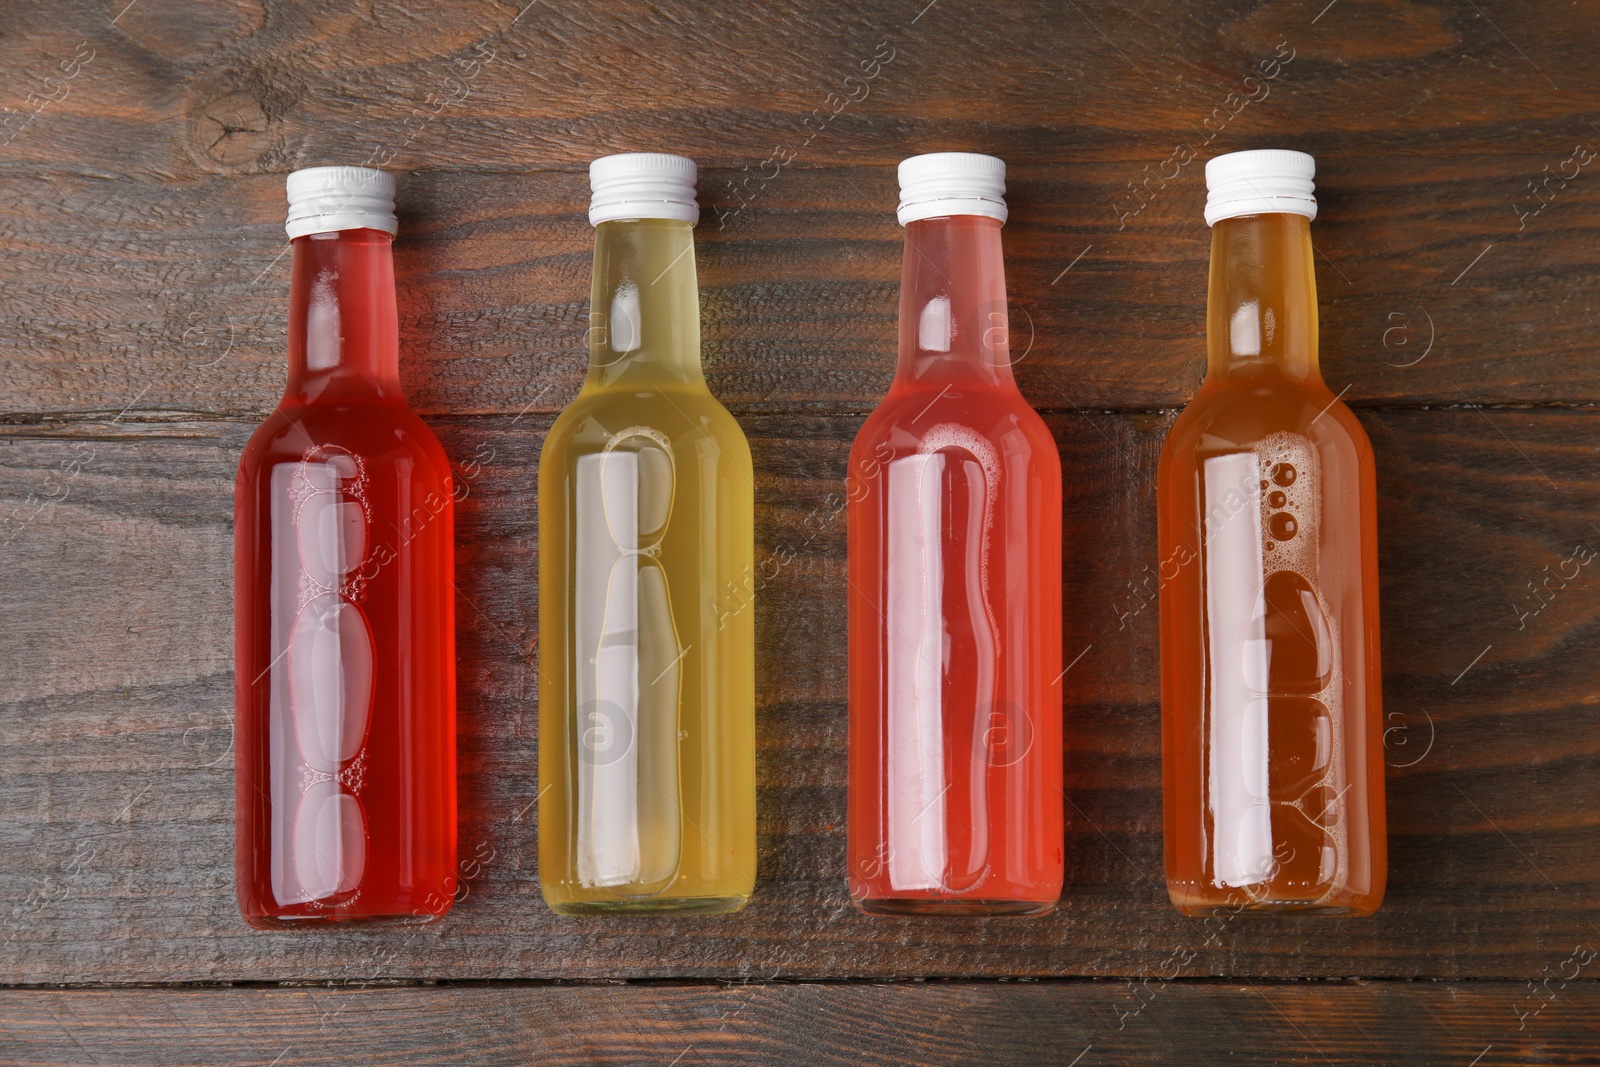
193, 91, 272, 167
184, 72, 295, 173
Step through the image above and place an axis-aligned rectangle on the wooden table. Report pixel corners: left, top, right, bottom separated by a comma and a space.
3, 1, 1597, 1062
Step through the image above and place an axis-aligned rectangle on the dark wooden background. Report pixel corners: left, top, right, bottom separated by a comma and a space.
3, 0, 1598, 1062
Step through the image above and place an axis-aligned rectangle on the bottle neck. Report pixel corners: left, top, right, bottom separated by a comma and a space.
587, 218, 703, 389
1206, 212, 1321, 384
896, 215, 1016, 390
286, 228, 402, 404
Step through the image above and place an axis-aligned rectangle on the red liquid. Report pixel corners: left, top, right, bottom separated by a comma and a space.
847, 214, 1064, 915
235, 228, 457, 927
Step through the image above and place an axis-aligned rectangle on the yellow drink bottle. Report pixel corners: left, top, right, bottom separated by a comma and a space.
538, 153, 756, 914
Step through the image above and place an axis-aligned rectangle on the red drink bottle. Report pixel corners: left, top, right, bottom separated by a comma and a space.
235, 167, 457, 927
847, 153, 1064, 915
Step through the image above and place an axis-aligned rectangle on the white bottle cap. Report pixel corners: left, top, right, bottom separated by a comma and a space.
896, 152, 1008, 226
1204, 149, 1317, 226
588, 153, 699, 227
285, 166, 398, 239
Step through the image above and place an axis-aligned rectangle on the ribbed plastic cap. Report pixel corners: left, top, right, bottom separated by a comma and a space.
589, 153, 699, 227
1204, 149, 1317, 226
897, 152, 1008, 226
286, 166, 397, 239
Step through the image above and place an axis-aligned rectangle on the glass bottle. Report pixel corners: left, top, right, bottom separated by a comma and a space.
539, 153, 756, 914
847, 153, 1064, 915
1158, 149, 1386, 915
235, 167, 457, 927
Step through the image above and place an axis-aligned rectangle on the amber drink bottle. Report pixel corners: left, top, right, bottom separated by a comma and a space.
1158, 150, 1385, 915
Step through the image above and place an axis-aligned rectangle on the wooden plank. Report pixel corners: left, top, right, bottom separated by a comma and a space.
0, 981, 1596, 1065
1, 408, 1595, 982
1, 3, 1598, 417
4, 1, 1596, 171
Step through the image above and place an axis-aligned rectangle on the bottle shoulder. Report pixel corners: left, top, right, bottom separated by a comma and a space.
542, 384, 750, 463
238, 401, 451, 480
854, 386, 1057, 463
1161, 378, 1372, 469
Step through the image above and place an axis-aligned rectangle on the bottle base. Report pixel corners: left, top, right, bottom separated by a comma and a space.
1169, 893, 1382, 917
547, 893, 751, 917
1174, 902, 1363, 917
242, 910, 447, 931
853, 897, 1056, 917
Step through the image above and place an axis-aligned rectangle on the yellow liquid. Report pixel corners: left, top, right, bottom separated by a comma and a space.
538, 218, 756, 914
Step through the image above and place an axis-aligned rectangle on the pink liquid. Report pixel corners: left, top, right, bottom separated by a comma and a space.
847, 214, 1064, 914
235, 228, 457, 927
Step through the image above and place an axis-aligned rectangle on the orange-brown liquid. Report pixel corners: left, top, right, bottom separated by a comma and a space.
1157, 212, 1385, 915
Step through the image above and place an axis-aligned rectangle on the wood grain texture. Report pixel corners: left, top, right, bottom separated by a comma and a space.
3, 0, 1600, 1057
1, 1, 1598, 417
1, 409, 1595, 983
1, 982, 1597, 1066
